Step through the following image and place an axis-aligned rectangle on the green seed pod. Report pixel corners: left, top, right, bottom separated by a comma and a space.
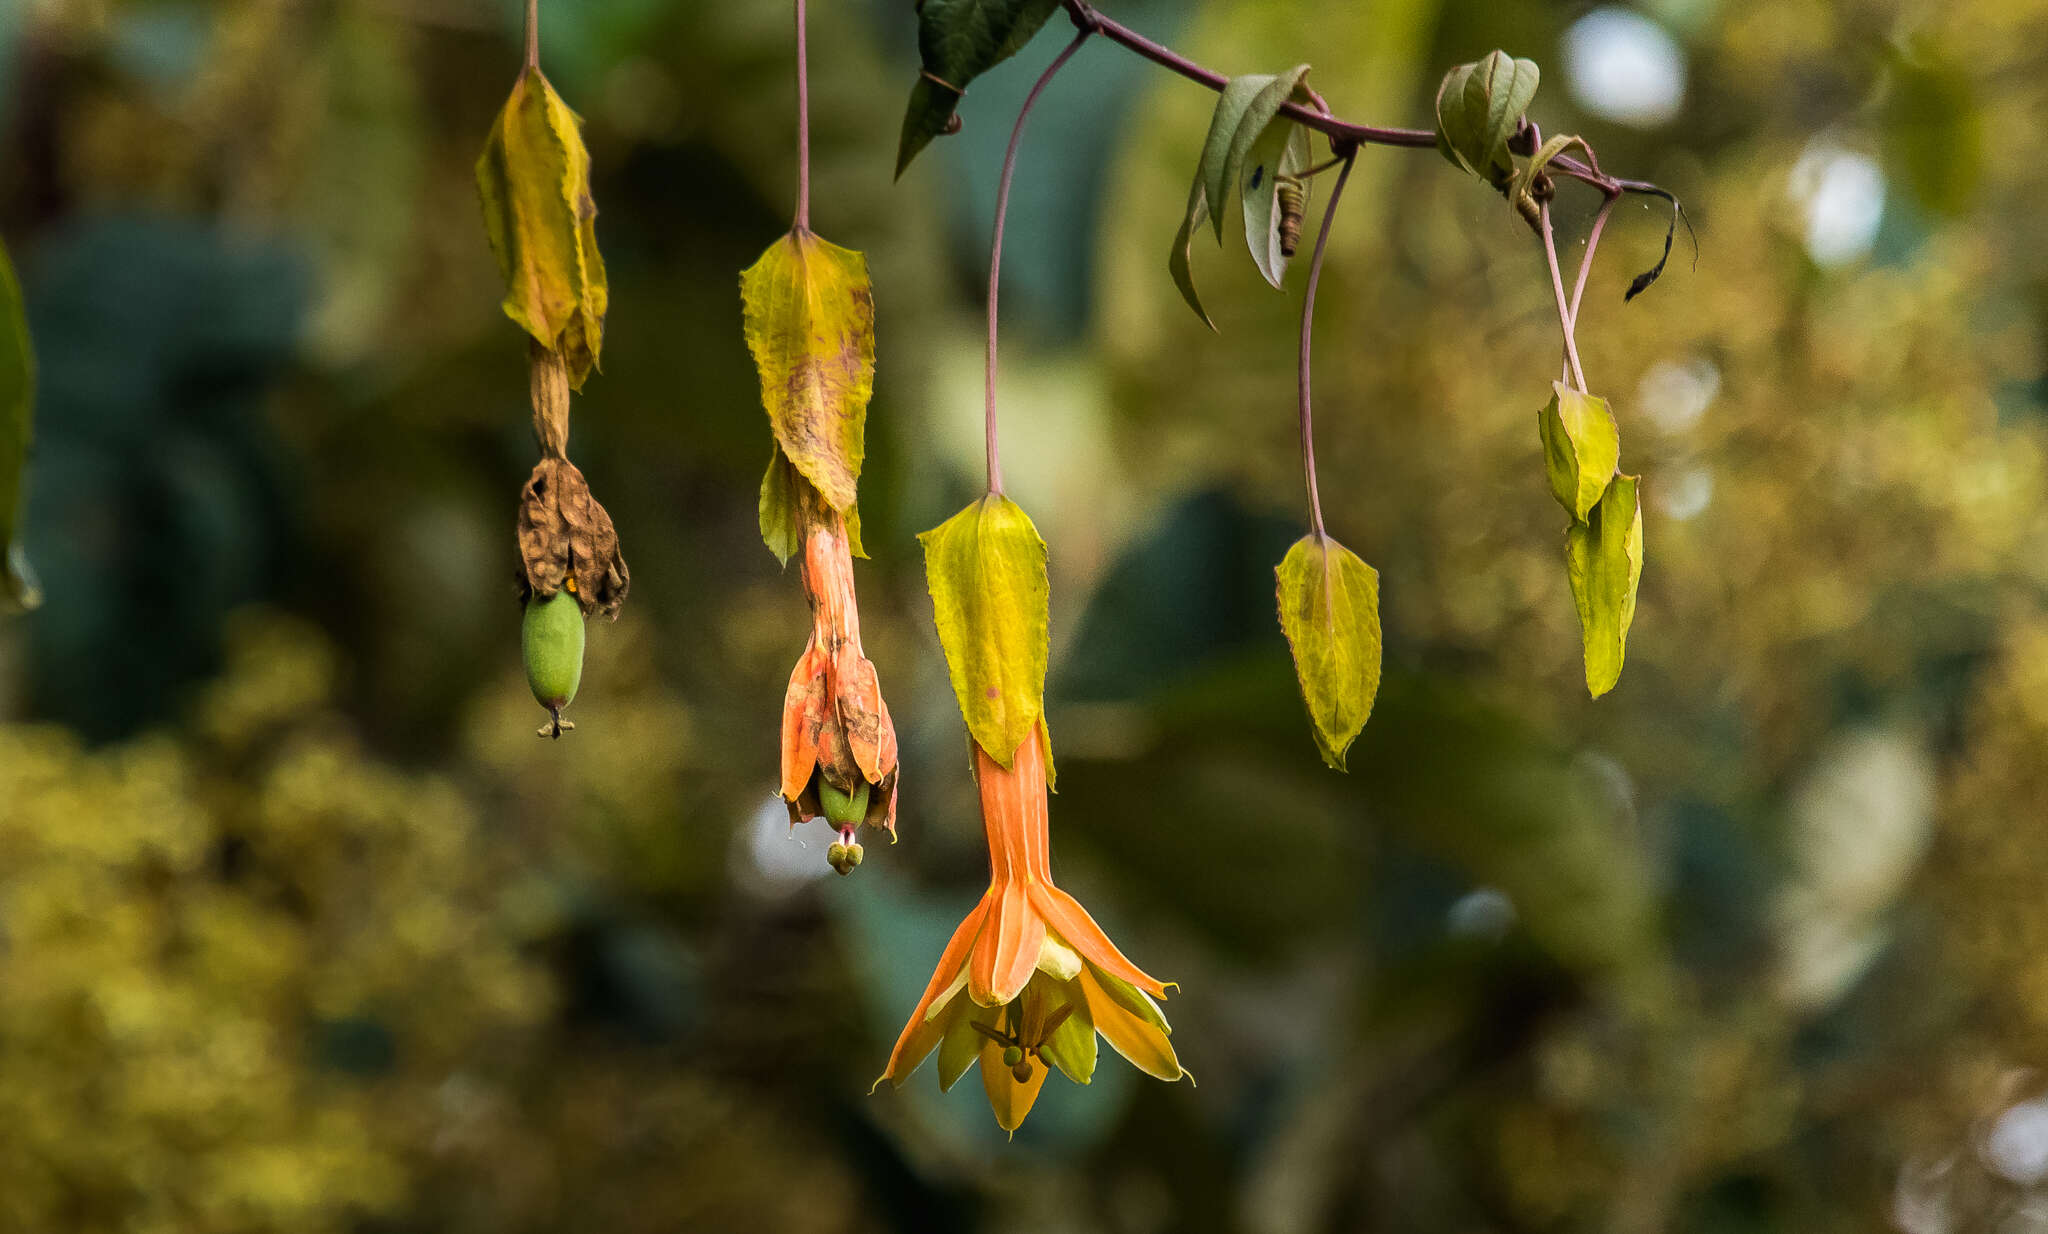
523, 589, 585, 712
1001, 1045, 1023, 1068
817, 776, 871, 828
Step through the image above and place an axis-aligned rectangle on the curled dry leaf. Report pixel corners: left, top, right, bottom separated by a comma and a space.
517, 456, 629, 619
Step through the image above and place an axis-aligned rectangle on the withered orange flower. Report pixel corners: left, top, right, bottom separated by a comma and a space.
780, 508, 898, 874
875, 725, 1186, 1132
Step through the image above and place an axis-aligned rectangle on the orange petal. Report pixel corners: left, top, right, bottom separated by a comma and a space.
1079, 968, 1183, 1082
969, 884, 1045, 1008
778, 642, 828, 801
873, 686, 900, 780
1030, 883, 1172, 999
879, 899, 991, 1086
833, 645, 890, 784
980, 1029, 1048, 1134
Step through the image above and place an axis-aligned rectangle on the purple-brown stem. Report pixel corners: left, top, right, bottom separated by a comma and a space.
984, 27, 1092, 495
1060, 0, 1660, 205
1539, 201, 1586, 391
1298, 151, 1356, 539
794, 0, 811, 230
1567, 191, 1621, 327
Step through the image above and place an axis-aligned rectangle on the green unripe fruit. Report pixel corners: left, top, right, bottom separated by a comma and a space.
1001, 1046, 1023, 1068
523, 590, 585, 711
818, 777, 871, 828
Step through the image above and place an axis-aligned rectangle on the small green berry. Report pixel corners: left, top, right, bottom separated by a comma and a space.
523, 590, 585, 714
1001, 1046, 1023, 1068
818, 777, 871, 828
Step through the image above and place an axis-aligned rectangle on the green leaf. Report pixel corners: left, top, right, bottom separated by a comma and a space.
1242, 121, 1311, 289
759, 446, 803, 567
474, 67, 608, 387
919, 494, 1050, 767
1168, 74, 1272, 328
1210, 65, 1310, 244
0, 236, 36, 613
1168, 184, 1215, 331
760, 443, 865, 567
896, 0, 1062, 177
1509, 131, 1593, 209
1276, 534, 1382, 770
1037, 994, 1096, 1084
1537, 381, 1620, 522
739, 229, 876, 516
1566, 473, 1644, 698
1434, 51, 1539, 183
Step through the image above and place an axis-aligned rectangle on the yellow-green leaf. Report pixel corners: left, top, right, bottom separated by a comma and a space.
1538, 381, 1620, 521
759, 446, 804, 567
0, 236, 38, 613
740, 230, 875, 516
919, 494, 1049, 767
1275, 534, 1381, 770
475, 67, 608, 387
1566, 473, 1644, 698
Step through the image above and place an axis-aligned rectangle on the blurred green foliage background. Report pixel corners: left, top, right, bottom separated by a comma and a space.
3, 0, 2047, 1230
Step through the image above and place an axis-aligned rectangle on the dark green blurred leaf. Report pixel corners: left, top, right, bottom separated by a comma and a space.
1884, 42, 1983, 218
0, 235, 37, 613
895, 0, 1062, 176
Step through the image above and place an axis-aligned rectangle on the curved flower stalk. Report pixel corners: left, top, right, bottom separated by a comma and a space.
779, 499, 898, 874
876, 725, 1185, 1133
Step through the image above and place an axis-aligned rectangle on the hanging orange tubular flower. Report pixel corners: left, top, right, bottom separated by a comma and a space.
780, 505, 898, 875
875, 724, 1187, 1133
